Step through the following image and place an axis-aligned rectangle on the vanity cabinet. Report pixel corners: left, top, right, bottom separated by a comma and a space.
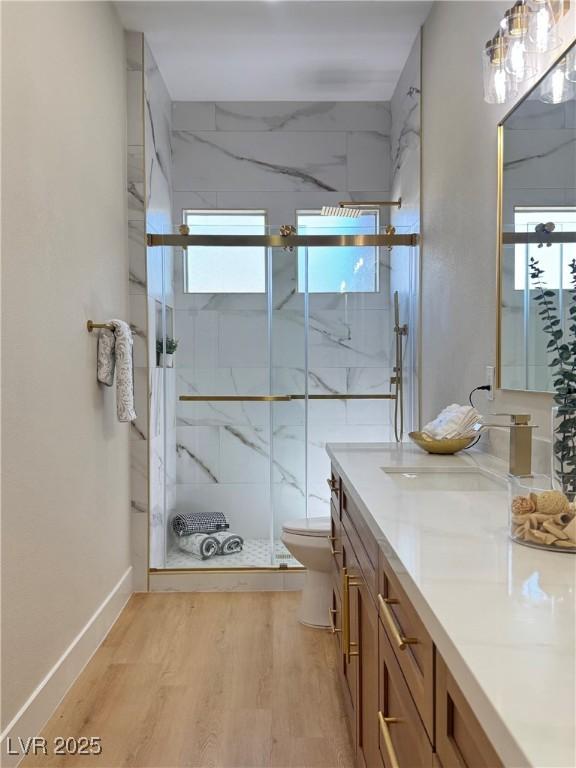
378, 623, 433, 768
330, 466, 503, 768
435, 655, 503, 768
378, 552, 434, 740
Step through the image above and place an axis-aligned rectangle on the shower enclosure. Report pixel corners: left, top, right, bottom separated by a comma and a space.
147, 215, 418, 571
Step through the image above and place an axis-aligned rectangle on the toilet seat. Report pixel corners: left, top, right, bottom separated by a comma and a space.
282, 517, 330, 537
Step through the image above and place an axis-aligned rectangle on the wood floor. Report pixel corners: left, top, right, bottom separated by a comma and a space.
23, 592, 355, 768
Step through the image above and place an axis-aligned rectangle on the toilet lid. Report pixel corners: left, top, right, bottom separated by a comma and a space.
282, 517, 331, 536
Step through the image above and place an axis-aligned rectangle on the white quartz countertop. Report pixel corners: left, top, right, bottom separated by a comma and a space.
326, 443, 575, 768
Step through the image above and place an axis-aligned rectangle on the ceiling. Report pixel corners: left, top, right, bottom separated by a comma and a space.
115, 1, 432, 101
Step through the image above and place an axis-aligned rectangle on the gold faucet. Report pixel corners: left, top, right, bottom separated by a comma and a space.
481, 414, 537, 477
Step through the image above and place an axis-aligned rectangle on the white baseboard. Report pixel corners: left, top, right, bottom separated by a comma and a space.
0, 567, 133, 768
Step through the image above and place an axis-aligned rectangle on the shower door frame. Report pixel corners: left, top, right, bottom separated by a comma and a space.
148, 231, 419, 574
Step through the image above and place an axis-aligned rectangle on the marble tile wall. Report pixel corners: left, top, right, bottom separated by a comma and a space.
126, 31, 148, 589
170, 101, 398, 540
144, 41, 176, 570
127, 31, 177, 579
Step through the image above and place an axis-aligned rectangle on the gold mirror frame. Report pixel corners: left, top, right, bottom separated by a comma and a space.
496, 37, 576, 392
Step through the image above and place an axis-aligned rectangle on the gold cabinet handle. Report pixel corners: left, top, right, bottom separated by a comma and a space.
342, 570, 364, 661
342, 569, 350, 661
327, 535, 341, 556
328, 608, 341, 634
378, 712, 401, 768
378, 594, 418, 651
327, 478, 340, 494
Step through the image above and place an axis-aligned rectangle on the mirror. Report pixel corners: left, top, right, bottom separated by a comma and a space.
498, 41, 576, 392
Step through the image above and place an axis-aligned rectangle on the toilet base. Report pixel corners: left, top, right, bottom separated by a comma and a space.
297, 569, 332, 628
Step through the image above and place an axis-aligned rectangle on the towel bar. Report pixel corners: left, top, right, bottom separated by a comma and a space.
86, 320, 114, 333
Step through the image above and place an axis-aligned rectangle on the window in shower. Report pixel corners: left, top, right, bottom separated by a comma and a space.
183, 209, 267, 293
296, 209, 379, 293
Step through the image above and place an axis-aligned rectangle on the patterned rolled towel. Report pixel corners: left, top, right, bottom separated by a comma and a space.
171, 512, 229, 537
177, 533, 219, 560
212, 531, 244, 555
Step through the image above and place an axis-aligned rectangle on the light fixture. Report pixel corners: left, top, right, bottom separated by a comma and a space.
539, 57, 574, 102
526, 0, 562, 53
565, 46, 576, 83
483, 33, 518, 104
504, 2, 536, 82
482, 0, 569, 104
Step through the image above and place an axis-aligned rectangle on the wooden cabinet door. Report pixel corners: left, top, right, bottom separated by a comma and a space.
339, 530, 359, 740
435, 654, 503, 768
354, 575, 382, 768
378, 622, 434, 768
378, 552, 434, 741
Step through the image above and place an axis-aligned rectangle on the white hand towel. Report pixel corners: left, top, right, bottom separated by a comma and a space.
97, 328, 115, 387
423, 404, 481, 439
96, 320, 136, 423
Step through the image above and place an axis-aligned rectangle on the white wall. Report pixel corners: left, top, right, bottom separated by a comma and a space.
1, 0, 131, 736
421, 1, 575, 446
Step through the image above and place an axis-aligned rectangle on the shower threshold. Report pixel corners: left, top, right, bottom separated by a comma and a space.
164, 539, 301, 570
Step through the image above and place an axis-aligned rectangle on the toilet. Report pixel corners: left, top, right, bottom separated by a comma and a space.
281, 517, 332, 628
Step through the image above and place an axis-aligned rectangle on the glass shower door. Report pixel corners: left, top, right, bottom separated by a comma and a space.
299, 213, 398, 519
166, 229, 307, 570
154, 219, 416, 571
169, 219, 274, 570
269, 245, 307, 566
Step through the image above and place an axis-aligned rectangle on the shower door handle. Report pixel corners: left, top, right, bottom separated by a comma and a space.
179, 393, 396, 402
179, 395, 292, 402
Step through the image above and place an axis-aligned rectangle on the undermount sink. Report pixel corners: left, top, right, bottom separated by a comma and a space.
381, 468, 506, 492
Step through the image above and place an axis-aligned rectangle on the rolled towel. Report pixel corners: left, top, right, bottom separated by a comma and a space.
423, 404, 481, 439
177, 533, 219, 560
212, 531, 244, 555
171, 512, 229, 537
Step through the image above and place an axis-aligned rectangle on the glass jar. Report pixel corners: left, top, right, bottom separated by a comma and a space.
551, 403, 576, 502
509, 474, 576, 553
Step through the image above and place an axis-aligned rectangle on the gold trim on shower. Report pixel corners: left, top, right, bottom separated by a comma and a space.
338, 199, 402, 209
496, 123, 504, 390
149, 566, 305, 575
501, 232, 576, 244
147, 233, 418, 247
179, 395, 292, 402
179, 394, 396, 402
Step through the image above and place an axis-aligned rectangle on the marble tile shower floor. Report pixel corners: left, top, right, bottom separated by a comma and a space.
165, 538, 302, 569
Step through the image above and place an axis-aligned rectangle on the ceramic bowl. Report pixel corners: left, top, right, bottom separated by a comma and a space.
408, 431, 477, 455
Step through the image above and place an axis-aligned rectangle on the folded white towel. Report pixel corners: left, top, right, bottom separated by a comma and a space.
97, 328, 115, 387
423, 404, 481, 440
96, 320, 136, 423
